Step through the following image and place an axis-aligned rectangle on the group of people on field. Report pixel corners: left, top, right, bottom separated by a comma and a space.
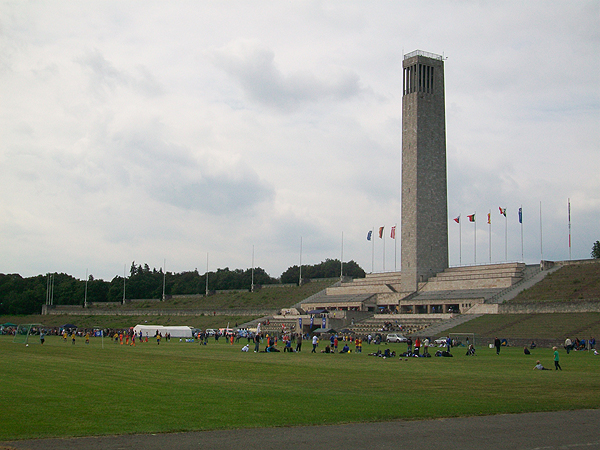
564, 337, 595, 353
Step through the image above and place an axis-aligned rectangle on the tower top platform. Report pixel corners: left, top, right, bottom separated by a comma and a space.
404, 50, 443, 61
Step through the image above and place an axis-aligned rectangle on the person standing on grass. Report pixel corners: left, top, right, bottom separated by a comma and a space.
40, 331, 45, 345
312, 335, 318, 353
295, 333, 302, 352
494, 337, 501, 355
564, 337, 572, 354
254, 333, 260, 353
553, 347, 562, 371
355, 337, 362, 353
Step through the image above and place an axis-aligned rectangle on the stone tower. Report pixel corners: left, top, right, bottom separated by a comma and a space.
401, 50, 448, 293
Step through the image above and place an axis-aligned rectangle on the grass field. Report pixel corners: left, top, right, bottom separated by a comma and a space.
1, 335, 599, 441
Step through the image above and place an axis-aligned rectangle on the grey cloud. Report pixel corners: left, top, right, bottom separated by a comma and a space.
106, 122, 275, 215
153, 174, 274, 216
76, 49, 163, 97
209, 41, 362, 110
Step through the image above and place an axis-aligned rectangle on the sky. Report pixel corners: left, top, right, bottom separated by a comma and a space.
1, 1, 599, 281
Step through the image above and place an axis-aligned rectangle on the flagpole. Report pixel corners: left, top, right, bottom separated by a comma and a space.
371, 227, 374, 274
568, 198, 572, 260
394, 224, 397, 272
504, 210, 508, 262
459, 216, 462, 266
540, 201, 544, 262
488, 210, 492, 264
520, 206, 524, 262
382, 229, 386, 272
474, 211, 477, 264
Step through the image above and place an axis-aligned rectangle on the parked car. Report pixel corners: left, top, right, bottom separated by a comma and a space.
386, 333, 408, 343
205, 329, 216, 336
434, 337, 448, 346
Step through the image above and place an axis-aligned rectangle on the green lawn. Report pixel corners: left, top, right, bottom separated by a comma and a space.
1, 335, 598, 441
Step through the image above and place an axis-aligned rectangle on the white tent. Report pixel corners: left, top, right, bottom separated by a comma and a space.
133, 325, 193, 338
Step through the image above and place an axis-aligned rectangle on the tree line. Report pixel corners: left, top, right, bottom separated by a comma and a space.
0, 259, 365, 315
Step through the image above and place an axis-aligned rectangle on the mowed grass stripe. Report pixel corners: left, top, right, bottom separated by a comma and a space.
1, 336, 599, 440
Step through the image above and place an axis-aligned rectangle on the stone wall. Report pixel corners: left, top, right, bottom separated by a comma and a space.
43, 308, 276, 316
499, 301, 600, 314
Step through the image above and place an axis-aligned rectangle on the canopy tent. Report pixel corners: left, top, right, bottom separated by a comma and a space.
306, 309, 329, 315
311, 328, 336, 334
2, 322, 17, 327
61, 324, 77, 330
133, 325, 193, 338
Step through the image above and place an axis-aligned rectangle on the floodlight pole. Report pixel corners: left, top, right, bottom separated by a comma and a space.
251, 245, 255, 292
205, 253, 209, 297
84, 269, 88, 308
299, 237, 302, 286
340, 232, 344, 281
162, 258, 166, 301
122, 264, 126, 305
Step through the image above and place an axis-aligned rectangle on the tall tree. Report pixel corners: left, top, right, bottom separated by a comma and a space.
592, 240, 600, 259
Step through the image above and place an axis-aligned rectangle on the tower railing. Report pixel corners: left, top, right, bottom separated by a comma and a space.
404, 50, 443, 61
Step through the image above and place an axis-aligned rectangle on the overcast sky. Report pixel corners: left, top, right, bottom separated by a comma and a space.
1, 1, 598, 281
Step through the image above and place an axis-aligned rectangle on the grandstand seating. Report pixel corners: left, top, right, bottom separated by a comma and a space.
422, 263, 525, 291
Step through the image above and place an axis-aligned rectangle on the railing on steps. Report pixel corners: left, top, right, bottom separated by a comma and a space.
486, 265, 545, 304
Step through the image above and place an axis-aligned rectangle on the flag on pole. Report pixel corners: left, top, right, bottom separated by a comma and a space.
367, 230, 372, 241
467, 213, 475, 222
390, 226, 396, 239
379, 226, 384, 238
518, 207, 523, 224
499, 207, 507, 217
454, 216, 460, 223
487, 212, 491, 224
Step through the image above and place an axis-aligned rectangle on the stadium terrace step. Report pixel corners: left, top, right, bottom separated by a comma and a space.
422, 263, 526, 291
416, 313, 483, 337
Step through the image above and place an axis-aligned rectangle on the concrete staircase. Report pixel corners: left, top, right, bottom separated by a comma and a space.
422, 263, 526, 292
486, 264, 562, 304
416, 313, 483, 337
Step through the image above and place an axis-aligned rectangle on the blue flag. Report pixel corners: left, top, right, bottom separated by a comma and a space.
367, 230, 372, 241
518, 207, 523, 224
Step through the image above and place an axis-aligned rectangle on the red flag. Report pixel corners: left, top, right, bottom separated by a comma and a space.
467, 214, 475, 222
390, 226, 396, 239
499, 207, 506, 217
378, 226, 384, 238
454, 216, 460, 223
487, 213, 491, 224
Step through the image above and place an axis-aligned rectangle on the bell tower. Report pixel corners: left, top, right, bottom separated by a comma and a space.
401, 50, 448, 293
